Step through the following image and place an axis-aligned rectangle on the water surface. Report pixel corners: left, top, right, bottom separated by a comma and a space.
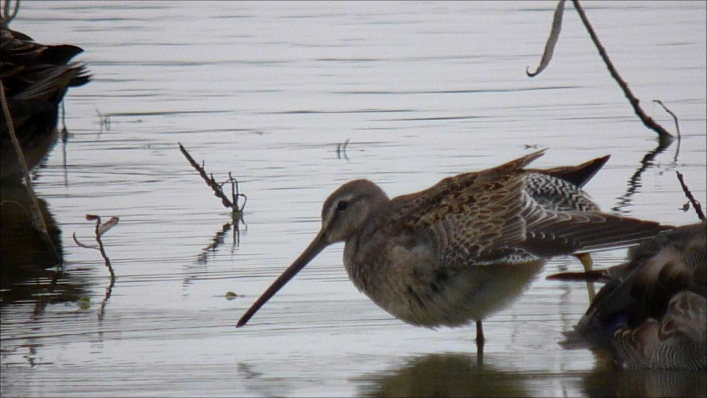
1, 2, 705, 397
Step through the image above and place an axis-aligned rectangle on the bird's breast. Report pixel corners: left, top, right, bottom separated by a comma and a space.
343, 231, 546, 328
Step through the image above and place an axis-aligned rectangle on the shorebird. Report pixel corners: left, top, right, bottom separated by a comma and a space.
548, 221, 706, 370
237, 150, 671, 355
0, 20, 91, 183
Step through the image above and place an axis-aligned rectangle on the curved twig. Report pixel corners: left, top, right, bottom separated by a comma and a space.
527, 0, 566, 77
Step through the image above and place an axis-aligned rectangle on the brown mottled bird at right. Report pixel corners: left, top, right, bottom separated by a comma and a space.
549, 221, 706, 370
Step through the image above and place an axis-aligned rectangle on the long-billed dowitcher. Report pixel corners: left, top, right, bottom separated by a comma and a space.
237, 150, 671, 353
548, 221, 705, 370
0, 20, 91, 183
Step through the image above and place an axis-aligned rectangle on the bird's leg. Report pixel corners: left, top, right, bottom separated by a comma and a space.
475, 320, 485, 366
574, 253, 596, 302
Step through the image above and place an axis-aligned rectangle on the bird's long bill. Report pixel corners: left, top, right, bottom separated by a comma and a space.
236, 230, 329, 328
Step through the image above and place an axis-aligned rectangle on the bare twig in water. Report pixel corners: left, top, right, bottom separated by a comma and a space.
179, 142, 246, 213
527, 0, 566, 77
528, 1, 676, 144
336, 139, 350, 160
2, 0, 21, 24
73, 214, 118, 320
653, 100, 681, 139
0, 79, 62, 265
676, 172, 705, 221
571, 0, 674, 143
73, 214, 119, 280
96, 109, 111, 133
227, 171, 247, 214
652, 100, 682, 170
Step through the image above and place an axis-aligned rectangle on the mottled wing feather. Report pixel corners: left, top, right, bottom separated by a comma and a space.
518, 172, 670, 255
520, 208, 670, 256
388, 149, 547, 230
387, 151, 663, 270
418, 173, 533, 267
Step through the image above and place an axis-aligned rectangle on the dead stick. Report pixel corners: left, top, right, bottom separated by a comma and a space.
2, 0, 21, 23
653, 100, 680, 139
91, 215, 116, 280
178, 142, 238, 211
0, 79, 62, 264
676, 171, 705, 221
572, 0, 674, 143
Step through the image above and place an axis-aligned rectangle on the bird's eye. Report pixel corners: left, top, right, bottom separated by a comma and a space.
337, 201, 349, 211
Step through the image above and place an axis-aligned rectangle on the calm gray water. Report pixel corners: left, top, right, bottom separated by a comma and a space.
1, 1, 705, 397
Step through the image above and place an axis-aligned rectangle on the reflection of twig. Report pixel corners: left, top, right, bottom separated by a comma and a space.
179, 142, 247, 213
196, 213, 248, 264
611, 140, 672, 215
676, 172, 705, 221
197, 221, 231, 264
32, 269, 63, 317
61, 103, 71, 187
73, 214, 119, 280
60, 102, 67, 132
0, 79, 62, 265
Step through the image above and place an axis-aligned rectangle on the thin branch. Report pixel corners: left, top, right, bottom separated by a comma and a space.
653, 100, 681, 139
179, 142, 246, 212
676, 172, 705, 221
73, 214, 118, 321
228, 171, 247, 212
2, 0, 20, 24
98, 276, 114, 322
571, 0, 674, 143
73, 214, 118, 280
73, 231, 97, 249
89, 214, 116, 280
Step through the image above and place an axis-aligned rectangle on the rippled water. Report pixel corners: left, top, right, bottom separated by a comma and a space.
2, 2, 705, 397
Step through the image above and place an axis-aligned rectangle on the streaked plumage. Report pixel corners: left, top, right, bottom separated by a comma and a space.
548, 221, 706, 370
1, 21, 90, 182
237, 150, 671, 348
